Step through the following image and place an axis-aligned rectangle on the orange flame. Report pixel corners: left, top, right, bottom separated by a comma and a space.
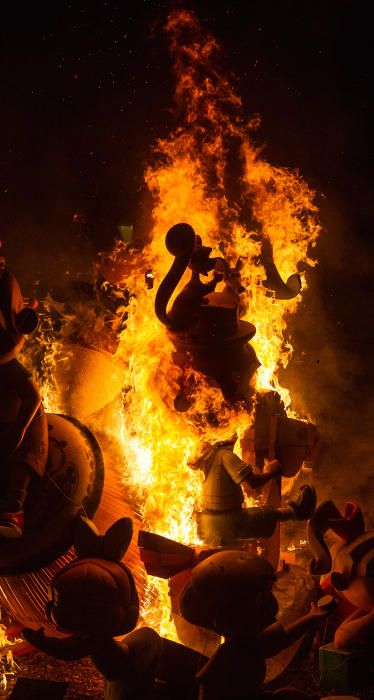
25, 10, 320, 639
105, 10, 320, 634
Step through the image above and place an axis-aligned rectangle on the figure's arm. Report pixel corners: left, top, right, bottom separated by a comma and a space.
22, 628, 89, 660
89, 636, 131, 680
334, 607, 374, 650
222, 451, 282, 492
204, 272, 223, 293
242, 460, 283, 493
16, 377, 42, 432
260, 605, 328, 658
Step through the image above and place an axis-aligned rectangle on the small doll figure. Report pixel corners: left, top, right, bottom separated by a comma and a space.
179, 550, 328, 700
23, 517, 162, 698
188, 436, 316, 546
308, 500, 374, 651
0, 266, 48, 537
24, 516, 202, 699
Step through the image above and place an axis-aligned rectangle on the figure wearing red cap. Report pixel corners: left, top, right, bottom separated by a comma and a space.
308, 500, 374, 650
0, 265, 48, 537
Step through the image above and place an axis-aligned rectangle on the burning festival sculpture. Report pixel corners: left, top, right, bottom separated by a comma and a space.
114, 8, 321, 577
155, 221, 302, 408
154, 222, 259, 406
178, 550, 328, 700
0, 6, 330, 678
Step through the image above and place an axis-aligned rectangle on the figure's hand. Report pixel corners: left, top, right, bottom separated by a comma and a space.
213, 271, 223, 284
309, 602, 330, 619
2, 422, 25, 456
263, 459, 283, 477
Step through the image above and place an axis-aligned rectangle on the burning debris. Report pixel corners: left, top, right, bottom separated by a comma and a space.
0, 621, 20, 694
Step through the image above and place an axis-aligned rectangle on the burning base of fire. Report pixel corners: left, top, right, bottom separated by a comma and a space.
0, 622, 20, 696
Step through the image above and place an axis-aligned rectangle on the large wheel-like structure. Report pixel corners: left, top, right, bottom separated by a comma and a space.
0, 413, 144, 633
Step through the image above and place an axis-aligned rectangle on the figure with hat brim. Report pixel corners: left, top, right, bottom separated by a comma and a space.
0, 260, 48, 538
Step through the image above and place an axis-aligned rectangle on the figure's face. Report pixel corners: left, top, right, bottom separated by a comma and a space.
342, 576, 374, 612
47, 559, 139, 637
242, 590, 279, 633
221, 588, 279, 638
189, 248, 215, 276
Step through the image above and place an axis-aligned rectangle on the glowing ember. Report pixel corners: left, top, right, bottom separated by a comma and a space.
0, 624, 19, 693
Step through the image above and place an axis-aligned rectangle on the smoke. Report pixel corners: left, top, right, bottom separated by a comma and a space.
282, 195, 374, 529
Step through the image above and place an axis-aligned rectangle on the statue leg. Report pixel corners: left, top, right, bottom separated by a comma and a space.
0, 460, 32, 537
1, 461, 31, 512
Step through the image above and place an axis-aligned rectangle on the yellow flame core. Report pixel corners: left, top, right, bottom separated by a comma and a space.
107, 10, 320, 635
25, 10, 321, 640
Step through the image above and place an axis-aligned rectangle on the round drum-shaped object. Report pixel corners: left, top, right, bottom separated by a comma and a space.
0, 413, 104, 576
54, 344, 126, 419
0, 414, 145, 633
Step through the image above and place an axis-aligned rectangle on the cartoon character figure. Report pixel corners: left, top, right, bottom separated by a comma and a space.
23, 517, 161, 697
155, 223, 303, 407
178, 550, 327, 700
0, 265, 48, 537
308, 500, 374, 650
23, 516, 203, 699
188, 436, 316, 547
155, 223, 223, 334
155, 223, 259, 405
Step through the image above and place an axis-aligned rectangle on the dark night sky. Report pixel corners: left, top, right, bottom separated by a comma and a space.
1, 1, 373, 506
1, 1, 372, 254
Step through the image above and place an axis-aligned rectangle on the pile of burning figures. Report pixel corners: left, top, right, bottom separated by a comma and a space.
0, 227, 373, 700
